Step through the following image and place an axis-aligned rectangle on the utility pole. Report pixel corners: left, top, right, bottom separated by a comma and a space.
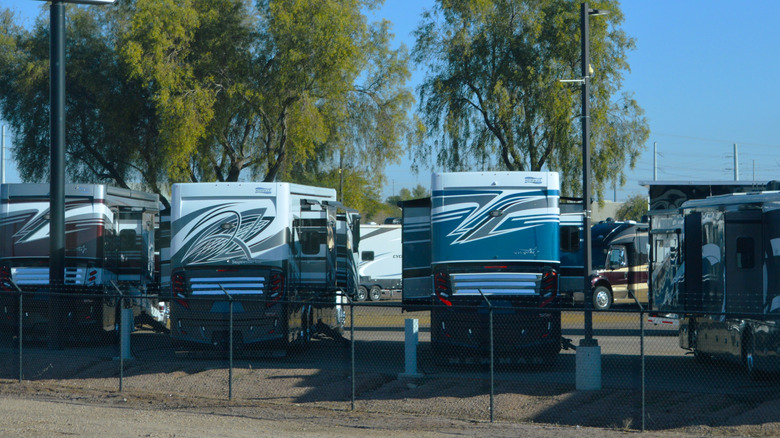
339, 149, 344, 203
653, 142, 657, 181
733, 143, 739, 181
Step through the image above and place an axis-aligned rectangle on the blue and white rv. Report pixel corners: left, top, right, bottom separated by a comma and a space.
401, 172, 562, 365
167, 182, 359, 351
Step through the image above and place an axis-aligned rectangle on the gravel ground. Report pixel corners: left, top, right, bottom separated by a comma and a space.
1, 350, 779, 437
0, 390, 743, 438
1, 316, 778, 438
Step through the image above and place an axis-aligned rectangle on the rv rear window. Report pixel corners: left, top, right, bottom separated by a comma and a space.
361, 251, 374, 262
300, 231, 321, 255
119, 229, 137, 250
736, 237, 755, 269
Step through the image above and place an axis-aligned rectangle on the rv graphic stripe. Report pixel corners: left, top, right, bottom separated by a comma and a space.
431, 188, 559, 263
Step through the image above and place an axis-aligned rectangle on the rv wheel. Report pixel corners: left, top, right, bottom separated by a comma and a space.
369, 286, 382, 301
691, 322, 709, 363
743, 332, 765, 381
592, 286, 612, 311
356, 286, 368, 301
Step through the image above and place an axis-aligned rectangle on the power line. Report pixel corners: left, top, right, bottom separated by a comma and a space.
652, 132, 780, 148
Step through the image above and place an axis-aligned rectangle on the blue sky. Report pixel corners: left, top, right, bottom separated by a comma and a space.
3, 1, 780, 202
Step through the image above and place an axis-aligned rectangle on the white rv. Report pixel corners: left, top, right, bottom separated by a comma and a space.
356, 223, 402, 301
167, 182, 359, 350
0, 183, 165, 340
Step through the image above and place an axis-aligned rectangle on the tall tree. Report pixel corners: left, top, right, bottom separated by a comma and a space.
0, 1, 413, 209
0, 6, 169, 203
412, 0, 649, 200
120, 0, 413, 185
615, 193, 647, 222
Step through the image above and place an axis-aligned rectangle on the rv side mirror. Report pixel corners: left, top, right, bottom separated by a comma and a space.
362, 251, 374, 262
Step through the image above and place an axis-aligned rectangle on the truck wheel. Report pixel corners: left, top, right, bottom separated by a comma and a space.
356, 286, 368, 302
369, 286, 382, 301
592, 286, 612, 311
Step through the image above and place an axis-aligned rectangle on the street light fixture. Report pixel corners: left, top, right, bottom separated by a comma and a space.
43, 0, 115, 349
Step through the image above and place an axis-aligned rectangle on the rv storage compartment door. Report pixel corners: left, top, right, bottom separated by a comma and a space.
683, 212, 702, 312
725, 210, 763, 314
400, 198, 432, 307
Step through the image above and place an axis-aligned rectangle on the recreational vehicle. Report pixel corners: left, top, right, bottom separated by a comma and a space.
0, 183, 164, 340
167, 182, 359, 350
401, 172, 563, 366
588, 221, 649, 310
357, 223, 402, 301
650, 190, 780, 379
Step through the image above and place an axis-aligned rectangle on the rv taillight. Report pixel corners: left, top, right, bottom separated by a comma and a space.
434, 271, 452, 306
540, 269, 558, 307
0, 265, 12, 292
88, 269, 98, 283
266, 271, 284, 308
172, 272, 189, 309
172, 272, 186, 296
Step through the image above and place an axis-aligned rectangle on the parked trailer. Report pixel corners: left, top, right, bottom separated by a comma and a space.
0, 183, 165, 340
401, 172, 563, 366
167, 182, 359, 350
356, 223, 402, 301
650, 190, 780, 379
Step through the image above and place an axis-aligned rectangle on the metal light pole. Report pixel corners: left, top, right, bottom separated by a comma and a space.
576, 2, 605, 391
580, 2, 597, 347
48, 0, 67, 350
45, 0, 115, 349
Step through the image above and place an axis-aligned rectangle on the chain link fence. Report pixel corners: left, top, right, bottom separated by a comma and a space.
1, 285, 778, 432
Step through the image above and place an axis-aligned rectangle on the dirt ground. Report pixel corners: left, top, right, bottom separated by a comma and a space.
1, 348, 779, 437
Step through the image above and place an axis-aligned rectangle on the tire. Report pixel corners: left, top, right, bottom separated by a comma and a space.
369, 286, 382, 301
592, 285, 612, 311
743, 332, 765, 381
356, 286, 368, 302
691, 322, 709, 363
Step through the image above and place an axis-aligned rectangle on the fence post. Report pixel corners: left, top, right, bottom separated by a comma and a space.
111, 282, 125, 392
640, 310, 645, 432
629, 291, 646, 432
350, 298, 355, 411
219, 285, 233, 401
479, 290, 494, 423
18, 286, 23, 383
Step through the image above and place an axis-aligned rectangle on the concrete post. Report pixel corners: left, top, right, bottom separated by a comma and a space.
399, 318, 423, 378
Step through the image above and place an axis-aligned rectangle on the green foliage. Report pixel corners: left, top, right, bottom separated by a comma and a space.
0, 1, 413, 210
412, 0, 649, 200
615, 194, 647, 222
382, 184, 430, 218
